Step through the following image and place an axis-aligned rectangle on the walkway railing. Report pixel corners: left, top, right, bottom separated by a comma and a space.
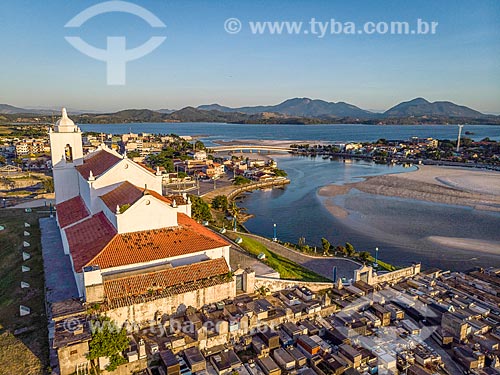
226, 178, 290, 201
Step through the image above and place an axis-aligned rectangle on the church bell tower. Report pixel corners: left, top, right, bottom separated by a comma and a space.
49, 108, 84, 204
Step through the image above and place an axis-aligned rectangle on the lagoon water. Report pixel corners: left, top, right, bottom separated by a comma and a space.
241, 156, 500, 271
79, 122, 500, 144
80, 122, 500, 271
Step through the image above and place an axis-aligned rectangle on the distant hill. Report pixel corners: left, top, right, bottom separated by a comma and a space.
156, 108, 176, 114
0, 104, 32, 114
2, 97, 498, 125
384, 98, 484, 118
199, 97, 375, 118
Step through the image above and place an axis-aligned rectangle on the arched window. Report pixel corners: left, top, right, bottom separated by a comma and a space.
65, 144, 73, 162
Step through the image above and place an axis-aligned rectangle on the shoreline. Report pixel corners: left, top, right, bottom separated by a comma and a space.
318, 165, 500, 218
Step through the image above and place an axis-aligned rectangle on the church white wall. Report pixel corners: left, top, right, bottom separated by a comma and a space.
53, 165, 81, 204
115, 195, 177, 234
77, 174, 92, 211
93, 159, 162, 195
99, 200, 119, 229
49, 131, 84, 167
60, 228, 70, 255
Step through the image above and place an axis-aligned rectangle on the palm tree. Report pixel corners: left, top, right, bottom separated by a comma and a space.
230, 200, 240, 231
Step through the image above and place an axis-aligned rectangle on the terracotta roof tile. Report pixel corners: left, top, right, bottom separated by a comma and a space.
89, 213, 228, 269
103, 258, 229, 302
177, 213, 229, 244
56, 196, 90, 228
136, 162, 156, 174
99, 182, 187, 211
65, 212, 117, 271
100, 181, 144, 212
76, 149, 122, 180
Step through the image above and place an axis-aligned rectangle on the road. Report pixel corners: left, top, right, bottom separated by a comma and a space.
233, 232, 362, 281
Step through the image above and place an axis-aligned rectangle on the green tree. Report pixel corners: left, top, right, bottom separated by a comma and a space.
359, 251, 371, 262
233, 176, 251, 185
273, 168, 288, 177
212, 195, 228, 211
87, 317, 129, 372
335, 245, 347, 256
345, 242, 356, 257
189, 195, 212, 222
194, 140, 205, 150
321, 238, 331, 255
42, 178, 54, 193
126, 150, 140, 158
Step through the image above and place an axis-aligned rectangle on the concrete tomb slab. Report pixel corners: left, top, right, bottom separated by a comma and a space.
20, 305, 31, 316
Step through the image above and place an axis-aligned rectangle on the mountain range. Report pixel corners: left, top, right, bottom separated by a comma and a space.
1, 98, 498, 125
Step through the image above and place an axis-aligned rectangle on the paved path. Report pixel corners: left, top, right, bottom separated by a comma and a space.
236, 232, 362, 281
40, 217, 79, 304
10, 198, 55, 209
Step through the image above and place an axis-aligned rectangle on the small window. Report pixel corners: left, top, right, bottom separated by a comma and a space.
65, 144, 73, 162
70, 349, 78, 355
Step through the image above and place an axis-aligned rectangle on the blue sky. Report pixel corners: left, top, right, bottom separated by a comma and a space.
0, 0, 499, 113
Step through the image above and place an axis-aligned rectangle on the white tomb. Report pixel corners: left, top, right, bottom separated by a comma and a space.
22, 252, 31, 261
21, 281, 30, 288
22, 265, 30, 272
20, 305, 31, 316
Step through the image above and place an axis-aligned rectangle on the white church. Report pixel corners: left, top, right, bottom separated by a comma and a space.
50, 109, 253, 324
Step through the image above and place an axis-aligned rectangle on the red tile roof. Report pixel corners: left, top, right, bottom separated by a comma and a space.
89, 213, 229, 269
56, 196, 90, 228
136, 162, 156, 174
65, 212, 117, 271
76, 149, 122, 180
103, 258, 229, 302
177, 213, 229, 244
100, 181, 144, 212
99, 181, 186, 211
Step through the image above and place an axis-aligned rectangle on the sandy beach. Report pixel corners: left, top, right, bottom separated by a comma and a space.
318, 165, 500, 216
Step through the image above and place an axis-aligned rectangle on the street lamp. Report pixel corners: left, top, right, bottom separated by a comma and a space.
374, 247, 379, 267
272, 223, 277, 242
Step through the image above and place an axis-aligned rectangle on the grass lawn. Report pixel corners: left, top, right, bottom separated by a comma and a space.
228, 233, 330, 282
0, 208, 49, 375
365, 255, 398, 272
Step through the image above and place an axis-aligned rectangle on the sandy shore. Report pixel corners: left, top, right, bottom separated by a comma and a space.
318, 165, 500, 218
426, 236, 500, 255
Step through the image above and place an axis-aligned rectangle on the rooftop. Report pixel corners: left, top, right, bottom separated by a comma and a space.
65, 211, 229, 271
100, 181, 188, 212
65, 212, 117, 271
56, 196, 90, 228
76, 149, 122, 180
90, 213, 228, 269
103, 257, 230, 303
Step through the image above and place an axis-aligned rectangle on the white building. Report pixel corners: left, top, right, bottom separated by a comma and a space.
50, 109, 249, 322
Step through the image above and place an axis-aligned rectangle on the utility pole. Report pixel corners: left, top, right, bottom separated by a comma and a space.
456, 125, 464, 153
